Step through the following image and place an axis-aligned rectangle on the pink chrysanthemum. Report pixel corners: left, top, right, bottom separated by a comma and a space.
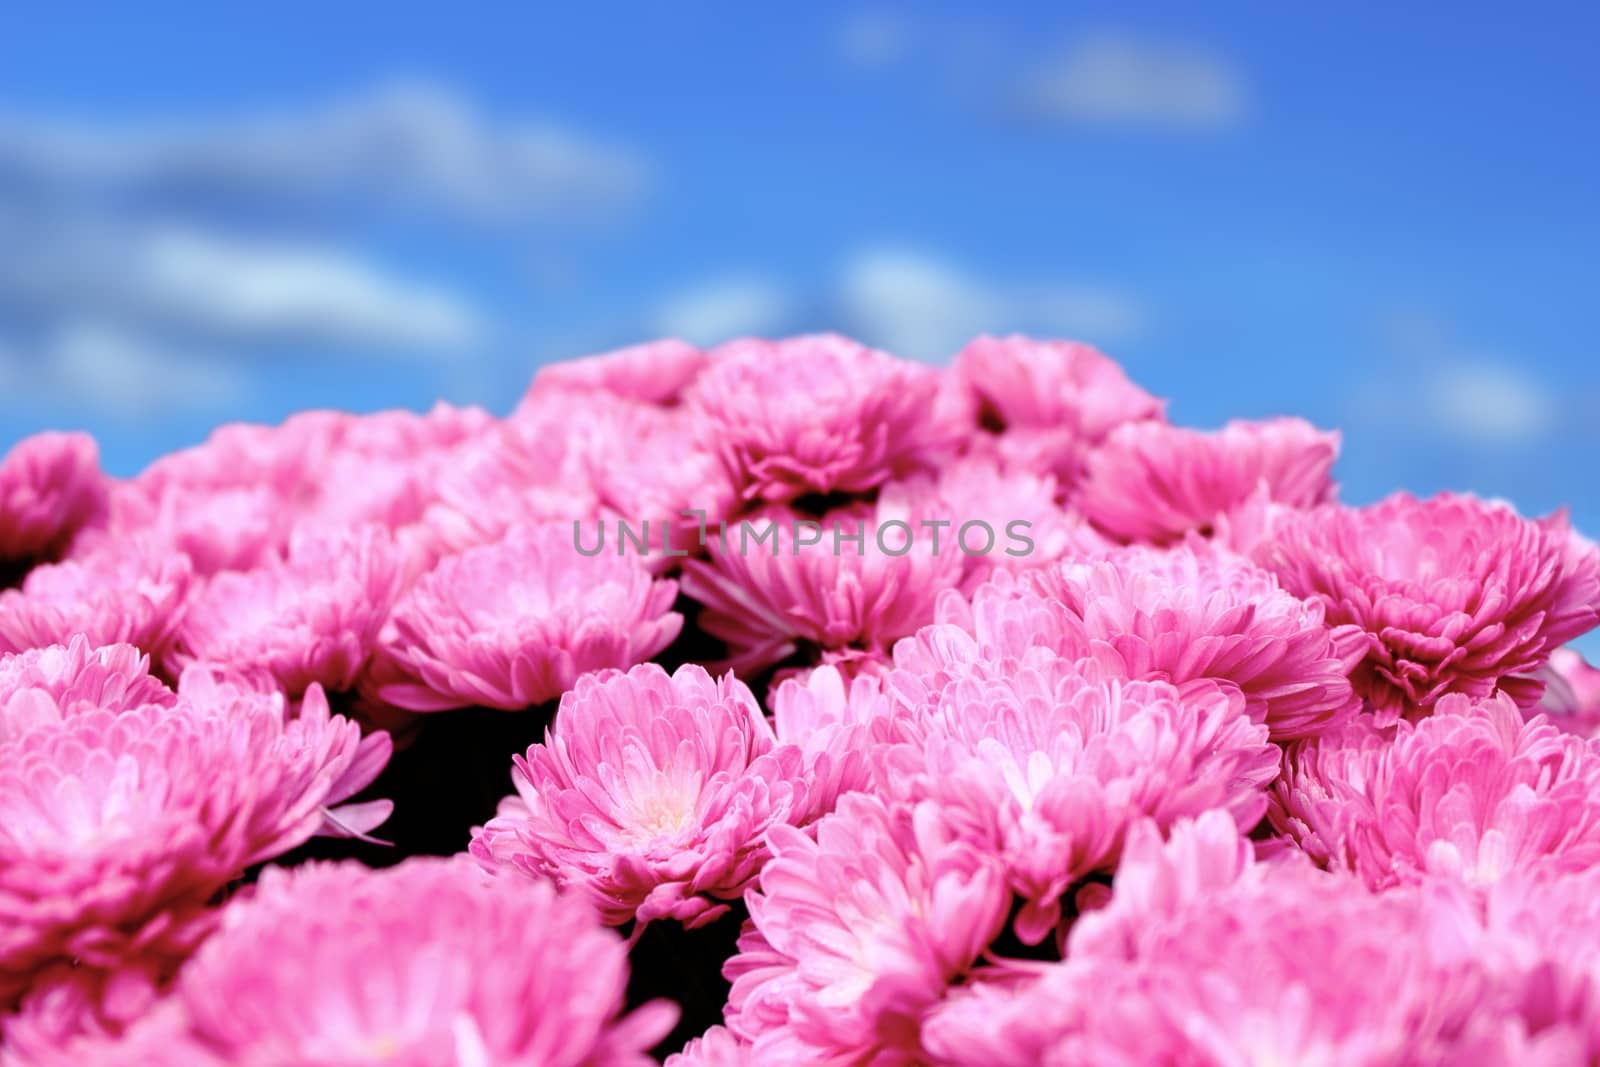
0, 540, 192, 658
1273, 693, 1600, 891
88, 858, 675, 1067
768, 664, 905, 823
879, 455, 1110, 594
472, 663, 808, 927
1025, 543, 1362, 739
687, 334, 952, 502
681, 502, 965, 675
883, 648, 1277, 942
1076, 416, 1340, 545
0, 682, 390, 1034
1256, 492, 1600, 721
953, 335, 1164, 488
169, 525, 402, 696
0, 431, 106, 565
0, 638, 171, 739
370, 524, 682, 711
1536, 648, 1600, 738
724, 792, 1010, 1064
527, 338, 710, 408
84, 481, 291, 577
925, 812, 1488, 1067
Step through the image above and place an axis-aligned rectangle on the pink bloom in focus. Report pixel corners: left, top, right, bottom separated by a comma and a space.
1536, 648, 1600, 738
170, 525, 402, 696
0, 432, 106, 565
724, 793, 1010, 1064
100, 858, 675, 1066
371, 524, 682, 711
1026, 543, 1363, 740
883, 649, 1277, 942
1273, 693, 1600, 892
0, 638, 171, 740
954, 335, 1165, 488
472, 663, 808, 927
1076, 417, 1340, 545
1257, 492, 1600, 720
0, 682, 390, 1033
681, 502, 965, 675
527, 338, 710, 408
687, 334, 953, 502
0, 540, 192, 658
768, 664, 904, 822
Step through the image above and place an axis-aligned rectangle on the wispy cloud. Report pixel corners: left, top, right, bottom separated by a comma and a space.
1012, 32, 1246, 130
653, 277, 794, 346
839, 248, 1146, 360
0, 82, 648, 221
836, 13, 913, 70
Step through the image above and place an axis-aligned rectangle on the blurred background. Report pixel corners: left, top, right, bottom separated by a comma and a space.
0, 3, 1594, 533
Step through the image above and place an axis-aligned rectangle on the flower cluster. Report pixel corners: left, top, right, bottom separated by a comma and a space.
4, 332, 1600, 1063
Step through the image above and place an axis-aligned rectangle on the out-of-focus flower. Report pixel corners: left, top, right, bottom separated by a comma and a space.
87, 858, 675, 1067
1026, 543, 1362, 740
0, 638, 171, 740
681, 502, 965, 675
724, 793, 1010, 1064
527, 338, 711, 408
1076, 417, 1340, 545
473, 663, 807, 927
0, 432, 106, 567
370, 524, 681, 711
664, 1026, 755, 1067
687, 334, 953, 502
1273, 693, 1600, 892
1257, 492, 1600, 721
169, 525, 402, 696
0, 541, 192, 658
0, 682, 390, 1036
883, 651, 1277, 942
1536, 648, 1600, 738
953, 335, 1164, 489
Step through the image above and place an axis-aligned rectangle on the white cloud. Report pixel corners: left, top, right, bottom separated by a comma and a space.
653, 278, 794, 346
1014, 32, 1245, 130
0, 82, 648, 220
2, 322, 247, 418
839, 248, 1145, 360
1429, 362, 1555, 443
837, 13, 913, 69
0, 214, 480, 351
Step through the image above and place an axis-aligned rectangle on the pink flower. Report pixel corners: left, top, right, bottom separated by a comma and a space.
169, 525, 402, 696
0, 682, 390, 1032
1026, 543, 1363, 739
1536, 648, 1600, 738
878, 455, 1111, 594
883, 649, 1277, 942
0, 638, 171, 740
370, 524, 682, 711
83, 482, 291, 577
953, 335, 1164, 488
724, 793, 1010, 1064
768, 664, 907, 822
681, 502, 965, 675
1076, 417, 1340, 545
926, 813, 1490, 1066
0, 540, 192, 658
1256, 492, 1600, 721
98, 858, 676, 1066
664, 1026, 754, 1067
527, 338, 711, 407
0, 432, 106, 565
687, 334, 952, 502
472, 663, 808, 927
1272, 693, 1600, 891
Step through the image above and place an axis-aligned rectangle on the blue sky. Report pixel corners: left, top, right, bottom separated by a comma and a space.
0, 2, 1595, 543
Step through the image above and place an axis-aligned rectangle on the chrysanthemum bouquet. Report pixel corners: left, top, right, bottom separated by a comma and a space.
4, 333, 1600, 1065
